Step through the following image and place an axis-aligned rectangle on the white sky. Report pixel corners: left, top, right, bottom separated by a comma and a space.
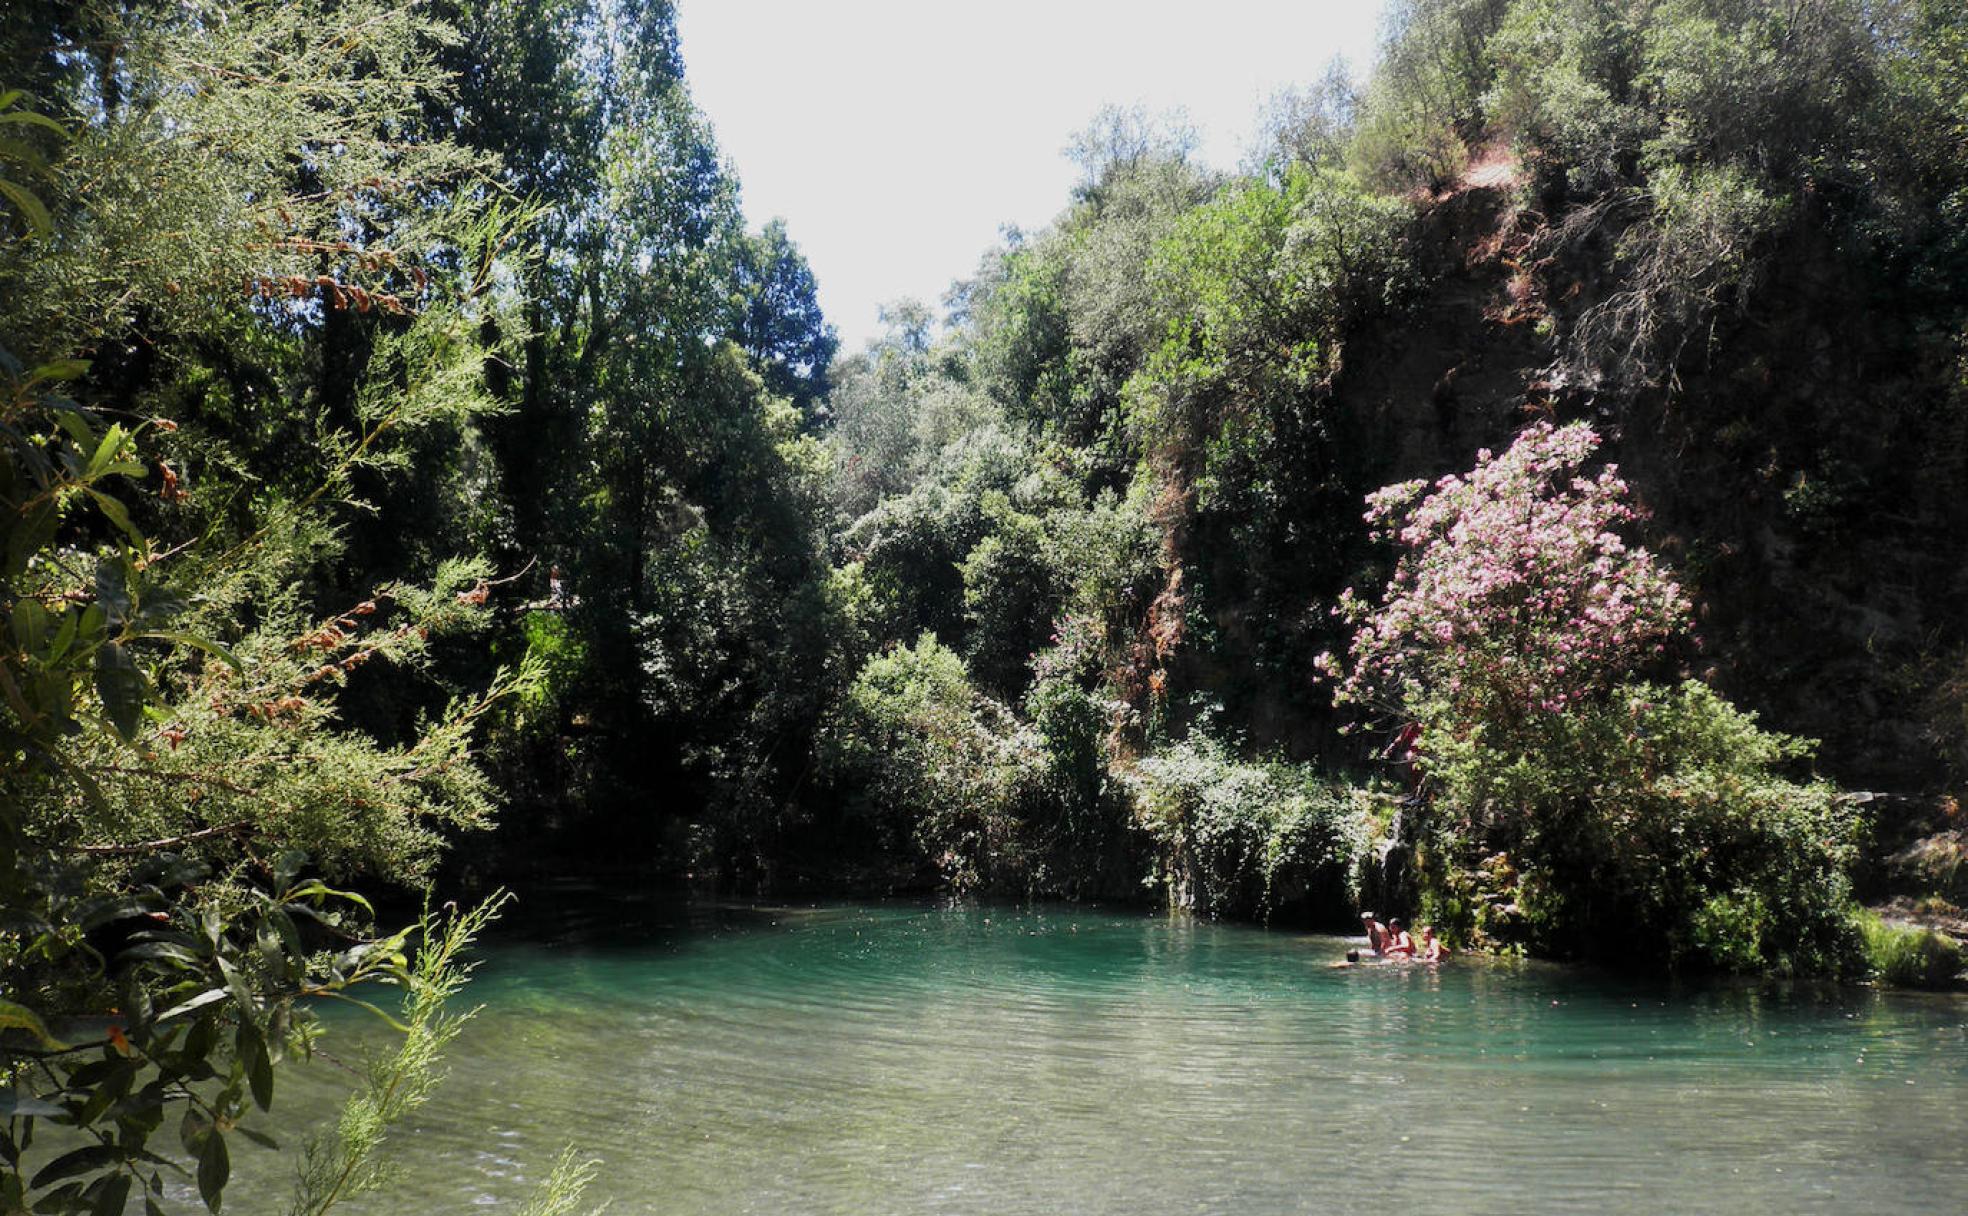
676, 1, 1388, 351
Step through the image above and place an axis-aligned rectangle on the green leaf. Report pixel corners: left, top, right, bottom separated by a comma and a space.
5, 498, 58, 578
85, 487, 144, 544
9, 598, 48, 653
234, 1126, 278, 1151
0, 176, 51, 240
25, 360, 86, 384
196, 1126, 228, 1212
117, 941, 203, 968
0, 108, 68, 137
93, 641, 145, 740
0, 998, 66, 1049
29, 1143, 121, 1190
85, 425, 127, 480
237, 1019, 273, 1111
87, 1172, 132, 1216
47, 605, 77, 661
0, 136, 50, 175
93, 558, 130, 623
134, 631, 243, 673
216, 956, 254, 1017
317, 991, 411, 1033
74, 1059, 135, 1126
156, 988, 229, 1022
282, 881, 373, 915
134, 585, 187, 624
178, 1108, 210, 1160
78, 894, 162, 932
271, 849, 308, 891
53, 404, 95, 447
34, 1181, 87, 1209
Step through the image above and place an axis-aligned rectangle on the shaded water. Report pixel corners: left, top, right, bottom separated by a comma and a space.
226, 889, 1968, 1214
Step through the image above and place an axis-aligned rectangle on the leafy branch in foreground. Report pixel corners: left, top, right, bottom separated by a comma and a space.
286, 894, 508, 1216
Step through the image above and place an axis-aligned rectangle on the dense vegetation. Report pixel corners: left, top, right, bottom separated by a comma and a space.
3, 0, 1967, 1207
808, 0, 1968, 978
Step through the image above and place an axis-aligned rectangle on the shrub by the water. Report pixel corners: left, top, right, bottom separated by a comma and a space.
817, 634, 1043, 889
1128, 736, 1366, 922
1860, 913, 1964, 989
1326, 423, 1867, 973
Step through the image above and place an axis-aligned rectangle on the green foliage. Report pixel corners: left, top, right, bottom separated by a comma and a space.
1485, 0, 1651, 194
1129, 736, 1364, 922
970, 242, 1078, 433
1859, 912, 1963, 990
1, 868, 496, 1216
1420, 679, 1866, 973
0, 0, 762, 1207
960, 499, 1061, 697
791, 0, 1968, 985
1351, 0, 1509, 191
731, 218, 839, 414
817, 635, 1040, 890
1121, 164, 1411, 679
286, 897, 531, 1216
0, 91, 64, 240
1251, 61, 1361, 178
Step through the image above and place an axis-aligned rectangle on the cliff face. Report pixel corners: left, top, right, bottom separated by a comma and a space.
1316, 165, 1966, 800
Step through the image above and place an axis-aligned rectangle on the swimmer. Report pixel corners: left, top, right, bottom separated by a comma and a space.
1385, 918, 1415, 957
1360, 912, 1388, 955
1328, 949, 1364, 969
1419, 925, 1448, 962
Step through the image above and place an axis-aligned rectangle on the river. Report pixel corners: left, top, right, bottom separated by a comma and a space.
219, 888, 1968, 1214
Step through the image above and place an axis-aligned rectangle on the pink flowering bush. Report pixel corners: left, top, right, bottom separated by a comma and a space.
1323, 422, 1865, 975
1320, 420, 1689, 728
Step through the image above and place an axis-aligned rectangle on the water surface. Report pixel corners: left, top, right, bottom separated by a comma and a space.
230, 890, 1968, 1214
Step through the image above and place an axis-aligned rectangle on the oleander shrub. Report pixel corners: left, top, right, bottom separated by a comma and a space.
1324, 422, 1866, 973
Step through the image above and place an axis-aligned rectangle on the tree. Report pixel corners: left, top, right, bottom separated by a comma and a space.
1323, 422, 1863, 972
1322, 421, 1688, 730
732, 219, 838, 415
0, 4, 557, 1205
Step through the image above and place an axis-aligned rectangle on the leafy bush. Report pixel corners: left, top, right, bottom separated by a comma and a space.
1324, 421, 1689, 732
1023, 674, 1140, 897
1350, 0, 1508, 191
1128, 736, 1365, 922
1486, 0, 1653, 195
1326, 422, 1866, 973
1861, 913, 1964, 989
816, 635, 1042, 889
961, 497, 1063, 697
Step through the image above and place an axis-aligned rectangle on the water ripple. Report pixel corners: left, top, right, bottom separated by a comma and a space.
222, 900, 1968, 1216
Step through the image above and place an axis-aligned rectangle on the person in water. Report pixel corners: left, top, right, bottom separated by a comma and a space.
1385, 918, 1416, 957
1419, 925, 1448, 962
1360, 912, 1388, 955
1329, 949, 1364, 969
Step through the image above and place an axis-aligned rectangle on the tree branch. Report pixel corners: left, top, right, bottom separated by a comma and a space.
65, 819, 254, 856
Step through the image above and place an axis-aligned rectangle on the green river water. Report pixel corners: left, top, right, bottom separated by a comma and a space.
213, 888, 1967, 1214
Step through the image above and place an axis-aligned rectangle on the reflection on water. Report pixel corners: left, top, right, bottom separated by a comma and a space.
221, 886, 1968, 1214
